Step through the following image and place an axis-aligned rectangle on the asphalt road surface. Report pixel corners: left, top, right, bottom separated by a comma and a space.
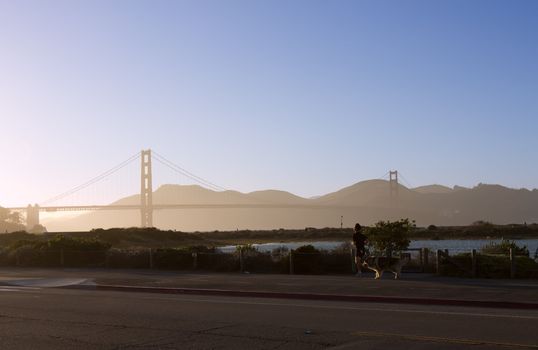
0, 286, 537, 349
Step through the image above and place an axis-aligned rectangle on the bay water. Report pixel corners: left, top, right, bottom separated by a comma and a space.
220, 238, 538, 256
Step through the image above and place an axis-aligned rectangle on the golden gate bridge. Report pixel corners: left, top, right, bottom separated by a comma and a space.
6, 150, 402, 230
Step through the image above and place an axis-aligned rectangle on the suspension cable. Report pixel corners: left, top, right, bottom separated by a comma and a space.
40, 152, 140, 205
398, 172, 414, 189
377, 171, 390, 180
152, 151, 227, 192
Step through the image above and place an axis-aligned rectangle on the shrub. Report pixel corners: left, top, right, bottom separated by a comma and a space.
153, 248, 194, 270
331, 241, 353, 254
234, 245, 287, 273
365, 219, 414, 256
243, 252, 287, 273
196, 252, 239, 272
11, 246, 62, 267
320, 253, 352, 274
481, 240, 529, 256
106, 249, 151, 268
1, 235, 110, 267
8, 235, 111, 252
236, 244, 258, 256
294, 245, 319, 254
293, 245, 323, 274
439, 252, 538, 278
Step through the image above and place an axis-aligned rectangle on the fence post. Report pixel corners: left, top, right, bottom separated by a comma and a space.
289, 250, 294, 275
422, 248, 429, 272
436, 249, 442, 275
239, 248, 245, 273
510, 248, 516, 279
60, 249, 65, 267
192, 252, 198, 270
471, 249, 477, 278
149, 248, 154, 269
419, 248, 424, 272
350, 247, 356, 274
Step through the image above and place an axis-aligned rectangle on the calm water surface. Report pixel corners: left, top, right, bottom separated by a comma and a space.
220, 239, 538, 256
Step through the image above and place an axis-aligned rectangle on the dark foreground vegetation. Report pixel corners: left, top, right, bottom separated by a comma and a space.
437, 239, 538, 278
0, 227, 350, 249
2, 222, 538, 250
439, 253, 538, 278
0, 234, 355, 274
0, 222, 536, 278
417, 222, 538, 240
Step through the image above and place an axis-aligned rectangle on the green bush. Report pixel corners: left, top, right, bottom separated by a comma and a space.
293, 245, 323, 274
243, 252, 288, 273
0, 235, 110, 267
440, 252, 538, 278
8, 235, 111, 252
153, 248, 194, 270
290, 245, 352, 274
481, 240, 529, 256
106, 249, 151, 268
320, 253, 352, 274
365, 219, 414, 256
11, 246, 62, 267
196, 252, 239, 272
63, 250, 107, 267
236, 244, 257, 255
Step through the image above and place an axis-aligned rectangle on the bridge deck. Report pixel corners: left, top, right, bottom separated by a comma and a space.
7, 204, 355, 212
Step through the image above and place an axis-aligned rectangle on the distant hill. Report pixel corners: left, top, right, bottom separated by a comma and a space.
40, 181, 538, 231
412, 184, 454, 194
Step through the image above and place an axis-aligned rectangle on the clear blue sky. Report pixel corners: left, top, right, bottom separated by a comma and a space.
1, 0, 537, 206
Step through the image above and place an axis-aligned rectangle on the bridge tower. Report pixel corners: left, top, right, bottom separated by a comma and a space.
26, 204, 40, 230
389, 170, 399, 198
140, 149, 153, 228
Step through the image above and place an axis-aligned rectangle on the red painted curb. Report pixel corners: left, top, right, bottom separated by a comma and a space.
64, 284, 538, 310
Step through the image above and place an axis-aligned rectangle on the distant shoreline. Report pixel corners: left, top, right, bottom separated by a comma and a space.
2, 225, 537, 248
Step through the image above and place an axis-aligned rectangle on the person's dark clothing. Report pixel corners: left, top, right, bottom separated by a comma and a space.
353, 232, 367, 258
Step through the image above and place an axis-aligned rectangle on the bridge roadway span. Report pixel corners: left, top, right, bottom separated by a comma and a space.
7, 203, 358, 212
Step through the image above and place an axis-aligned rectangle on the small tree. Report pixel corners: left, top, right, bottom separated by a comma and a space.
0, 207, 25, 233
365, 219, 414, 257
481, 239, 529, 256
236, 244, 258, 257
28, 224, 47, 234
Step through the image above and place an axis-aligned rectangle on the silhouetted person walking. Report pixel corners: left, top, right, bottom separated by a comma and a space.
352, 223, 368, 276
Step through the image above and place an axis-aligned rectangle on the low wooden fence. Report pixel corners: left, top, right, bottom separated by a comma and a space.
1, 247, 536, 278
435, 248, 538, 278
0, 247, 428, 275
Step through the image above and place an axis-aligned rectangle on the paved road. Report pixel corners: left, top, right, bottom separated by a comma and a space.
0, 286, 537, 349
1, 268, 538, 304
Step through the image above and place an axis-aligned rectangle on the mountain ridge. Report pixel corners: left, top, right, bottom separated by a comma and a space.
39, 180, 538, 231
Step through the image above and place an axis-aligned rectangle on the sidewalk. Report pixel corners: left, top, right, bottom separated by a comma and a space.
1, 268, 537, 308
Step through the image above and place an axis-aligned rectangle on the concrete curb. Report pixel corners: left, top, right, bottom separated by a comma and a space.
64, 284, 538, 310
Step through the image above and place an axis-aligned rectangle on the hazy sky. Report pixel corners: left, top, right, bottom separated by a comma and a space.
1, 0, 537, 207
